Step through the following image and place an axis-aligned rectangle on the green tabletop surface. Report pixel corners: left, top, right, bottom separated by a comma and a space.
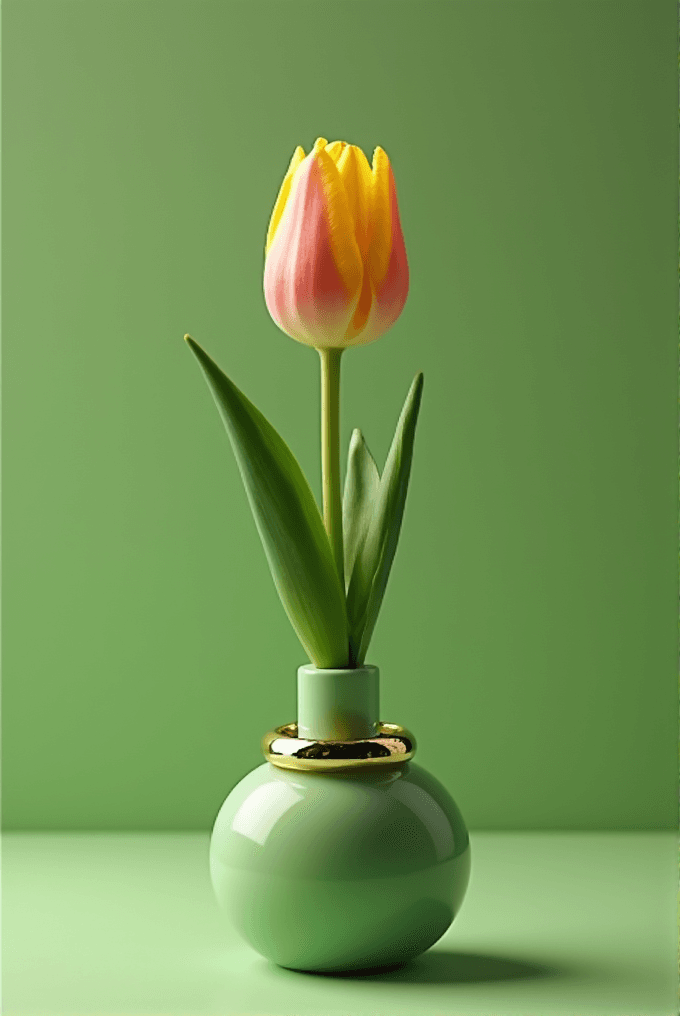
2, 831, 676, 1016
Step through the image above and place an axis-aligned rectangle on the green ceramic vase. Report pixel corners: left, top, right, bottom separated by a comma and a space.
209, 665, 471, 973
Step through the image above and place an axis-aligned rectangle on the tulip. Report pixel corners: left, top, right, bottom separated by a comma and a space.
264, 138, 409, 350
184, 141, 421, 669
263, 139, 410, 597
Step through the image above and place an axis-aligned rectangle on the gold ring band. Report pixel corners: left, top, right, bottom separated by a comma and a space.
262, 722, 416, 772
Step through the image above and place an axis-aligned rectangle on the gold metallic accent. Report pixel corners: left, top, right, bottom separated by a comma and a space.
262, 721, 416, 772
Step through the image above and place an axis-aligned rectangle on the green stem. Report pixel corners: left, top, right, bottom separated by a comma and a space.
319, 347, 345, 594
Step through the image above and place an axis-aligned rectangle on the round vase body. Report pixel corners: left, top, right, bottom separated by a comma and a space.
209, 759, 471, 972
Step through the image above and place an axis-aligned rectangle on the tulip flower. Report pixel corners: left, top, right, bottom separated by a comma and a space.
263, 137, 409, 350
264, 139, 409, 595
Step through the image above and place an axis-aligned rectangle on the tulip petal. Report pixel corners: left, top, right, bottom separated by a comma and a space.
358, 146, 408, 344
336, 145, 375, 342
325, 140, 347, 163
368, 147, 393, 286
264, 148, 363, 348
265, 146, 306, 255
337, 144, 372, 256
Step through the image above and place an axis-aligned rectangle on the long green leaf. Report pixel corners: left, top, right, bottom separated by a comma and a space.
346, 373, 424, 665
185, 336, 348, 668
342, 429, 380, 591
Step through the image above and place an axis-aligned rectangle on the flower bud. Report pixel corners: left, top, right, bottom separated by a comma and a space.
264, 138, 408, 349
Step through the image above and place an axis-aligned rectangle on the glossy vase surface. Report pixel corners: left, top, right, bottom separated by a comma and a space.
209, 665, 471, 973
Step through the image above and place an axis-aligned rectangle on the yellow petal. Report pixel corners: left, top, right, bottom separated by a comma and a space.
336, 144, 372, 259
313, 137, 328, 151
314, 146, 364, 302
368, 146, 392, 287
325, 140, 347, 164
265, 146, 306, 254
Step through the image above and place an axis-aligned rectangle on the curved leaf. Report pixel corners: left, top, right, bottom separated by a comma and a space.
342, 429, 380, 590
185, 336, 349, 668
346, 373, 424, 665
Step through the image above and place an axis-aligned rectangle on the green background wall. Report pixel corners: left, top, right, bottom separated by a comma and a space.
3, 0, 676, 830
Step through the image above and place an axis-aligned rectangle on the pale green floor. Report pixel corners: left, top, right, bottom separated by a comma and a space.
1, 831, 677, 1016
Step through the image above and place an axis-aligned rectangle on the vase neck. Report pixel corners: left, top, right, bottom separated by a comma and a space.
297, 665, 379, 741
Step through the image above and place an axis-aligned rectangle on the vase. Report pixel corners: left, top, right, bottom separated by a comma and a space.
209, 664, 471, 973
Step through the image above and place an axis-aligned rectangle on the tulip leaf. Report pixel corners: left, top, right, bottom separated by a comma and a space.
342, 429, 380, 591
185, 336, 349, 669
346, 373, 424, 666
